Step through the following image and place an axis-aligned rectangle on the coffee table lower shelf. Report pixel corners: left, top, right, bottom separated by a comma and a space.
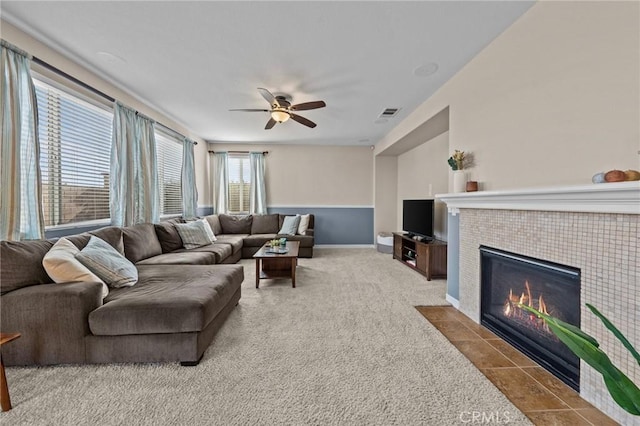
253, 241, 300, 289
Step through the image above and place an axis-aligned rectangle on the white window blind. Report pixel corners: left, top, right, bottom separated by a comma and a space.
156, 129, 183, 216
228, 154, 250, 213
34, 79, 113, 228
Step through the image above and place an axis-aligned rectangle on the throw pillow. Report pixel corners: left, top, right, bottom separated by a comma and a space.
43, 237, 109, 298
75, 236, 138, 288
175, 221, 213, 249
279, 215, 301, 236
198, 218, 217, 242
297, 214, 310, 235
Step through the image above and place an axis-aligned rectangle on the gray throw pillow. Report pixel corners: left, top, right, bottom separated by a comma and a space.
278, 215, 301, 236
75, 236, 138, 288
175, 221, 213, 249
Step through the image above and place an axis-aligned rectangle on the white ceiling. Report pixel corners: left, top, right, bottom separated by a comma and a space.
2, 1, 534, 146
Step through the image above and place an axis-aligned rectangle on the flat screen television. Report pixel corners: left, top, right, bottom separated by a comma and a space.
403, 199, 434, 240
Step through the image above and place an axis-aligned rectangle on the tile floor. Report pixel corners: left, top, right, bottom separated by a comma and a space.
416, 306, 619, 426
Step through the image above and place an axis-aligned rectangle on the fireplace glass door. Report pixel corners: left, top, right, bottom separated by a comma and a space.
480, 246, 581, 390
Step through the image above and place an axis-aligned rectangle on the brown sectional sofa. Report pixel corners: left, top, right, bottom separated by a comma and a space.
0, 213, 314, 367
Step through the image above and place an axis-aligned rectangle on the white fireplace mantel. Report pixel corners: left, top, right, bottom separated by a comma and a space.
436, 181, 640, 215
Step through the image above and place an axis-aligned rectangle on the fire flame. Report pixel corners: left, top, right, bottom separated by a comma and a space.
503, 280, 550, 333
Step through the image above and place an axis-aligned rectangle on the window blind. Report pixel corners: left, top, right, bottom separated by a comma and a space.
34, 79, 113, 228
156, 129, 183, 216
228, 154, 250, 213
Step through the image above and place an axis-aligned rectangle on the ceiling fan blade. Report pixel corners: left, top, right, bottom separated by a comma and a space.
229, 109, 269, 112
290, 100, 326, 111
290, 113, 317, 128
257, 88, 280, 107
265, 118, 277, 130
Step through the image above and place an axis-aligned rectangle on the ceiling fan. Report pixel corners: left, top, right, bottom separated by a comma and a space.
230, 88, 326, 130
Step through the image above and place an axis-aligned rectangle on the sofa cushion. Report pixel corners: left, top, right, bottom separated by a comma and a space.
179, 243, 233, 264
204, 215, 222, 235
279, 215, 301, 235
275, 234, 314, 248
76, 236, 138, 288
91, 227, 125, 254
0, 239, 54, 294
65, 227, 125, 254
175, 221, 214, 249
135, 251, 216, 265
219, 214, 252, 234
122, 223, 163, 263
251, 214, 279, 234
88, 264, 244, 335
154, 219, 184, 253
213, 235, 246, 254
42, 237, 109, 298
242, 234, 277, 248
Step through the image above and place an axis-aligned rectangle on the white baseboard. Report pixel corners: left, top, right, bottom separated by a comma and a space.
315, 244, 376, 249
445, 294, 460, 309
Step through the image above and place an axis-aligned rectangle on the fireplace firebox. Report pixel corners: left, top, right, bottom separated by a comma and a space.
480, 246, 581, 391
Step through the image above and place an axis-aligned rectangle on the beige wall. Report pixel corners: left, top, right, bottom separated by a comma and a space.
396, 131, 449, 240
0, 21, 210, 206
208, 144, 374, 207
376, 1, 640, 190
374, 155, 398, 236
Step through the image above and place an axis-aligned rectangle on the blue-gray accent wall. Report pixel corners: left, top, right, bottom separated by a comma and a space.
268, 207, 374, 245
42, 206, 374, 245
446, 212, 460, 301
197, 206, 214, 217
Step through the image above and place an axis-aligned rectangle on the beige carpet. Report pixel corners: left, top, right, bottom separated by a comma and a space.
2, 248, 531, 425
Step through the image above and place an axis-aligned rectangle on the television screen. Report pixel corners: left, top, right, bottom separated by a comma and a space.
403, 199, 434, 239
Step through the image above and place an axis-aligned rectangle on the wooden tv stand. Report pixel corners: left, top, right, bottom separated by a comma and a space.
392, 233, 447, 280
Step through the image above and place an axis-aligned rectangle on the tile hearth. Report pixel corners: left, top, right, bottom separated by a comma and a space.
416, 306, 618, 426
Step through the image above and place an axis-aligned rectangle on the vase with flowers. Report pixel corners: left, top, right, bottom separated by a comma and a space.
448, 150, 467, 193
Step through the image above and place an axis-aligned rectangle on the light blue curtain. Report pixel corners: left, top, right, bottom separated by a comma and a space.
181, 137, 197, 219
0, 41, 44, 240
249, 152, 267, 215
212, 152, 228, 214
110, 102, 159, 226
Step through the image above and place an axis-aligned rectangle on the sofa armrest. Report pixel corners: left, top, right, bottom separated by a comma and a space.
304, 229, 314, 237
0, 281, 103, 366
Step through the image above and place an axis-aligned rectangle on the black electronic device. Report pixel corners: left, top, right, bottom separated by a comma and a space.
402, 199, 435, 241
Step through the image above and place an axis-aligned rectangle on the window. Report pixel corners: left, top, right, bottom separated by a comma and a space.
228, 154, 250, 213
155, 129, 183, 216
34, 78, 113, 228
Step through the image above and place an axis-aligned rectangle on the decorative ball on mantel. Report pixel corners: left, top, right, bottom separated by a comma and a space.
592, 172, 606, 184
624, 169, 640, 181
604, 170, 626, 182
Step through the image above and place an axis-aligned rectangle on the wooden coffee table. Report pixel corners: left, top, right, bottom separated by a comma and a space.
254, 241, 300, 288
1, 332, 21, 411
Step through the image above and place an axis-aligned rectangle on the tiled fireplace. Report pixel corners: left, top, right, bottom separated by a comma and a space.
479, 245, 581, 391
438, 182, 639, 425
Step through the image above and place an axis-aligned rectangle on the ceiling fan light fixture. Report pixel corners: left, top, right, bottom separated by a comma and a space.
271, 109, 290, 123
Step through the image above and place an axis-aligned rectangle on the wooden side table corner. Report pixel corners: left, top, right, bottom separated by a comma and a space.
1, 332, 21, 411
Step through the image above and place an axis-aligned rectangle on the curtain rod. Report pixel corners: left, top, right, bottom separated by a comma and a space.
32, 56, 197, 145
208, 150, 269, 155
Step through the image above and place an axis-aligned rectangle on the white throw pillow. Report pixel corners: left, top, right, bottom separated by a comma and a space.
175, 221, 214, 249
297, 214, 310, 235
75, 236, 138, 288
43, 237, 109, 298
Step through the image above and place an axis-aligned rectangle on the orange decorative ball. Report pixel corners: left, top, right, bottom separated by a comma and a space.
604, 170, 626, 182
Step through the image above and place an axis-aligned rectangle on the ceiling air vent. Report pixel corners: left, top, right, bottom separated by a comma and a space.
379, 108, 401, 118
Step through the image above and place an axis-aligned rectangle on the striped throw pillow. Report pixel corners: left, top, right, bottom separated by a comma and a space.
175, 221, 213, 249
